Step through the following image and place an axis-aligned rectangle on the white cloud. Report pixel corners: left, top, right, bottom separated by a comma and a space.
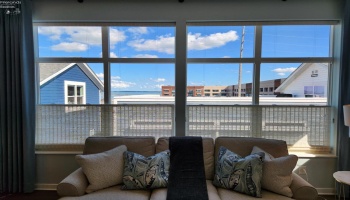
151, 78, 166, 82
38, 27, 64, 40
110, 76, 135, 89
155, 84, 164, 89
272, 67, 297, 76
110, 52, 118, 58
188, 30, 239, 50
128, 27, 148, 35
134, 54, 158, 58
67, 27, 102, 46
128, 35, 175, 54
110, 28, 127, 48
51, 42, 88, 52
39, 27, 126, 52
96, 73, 104, 80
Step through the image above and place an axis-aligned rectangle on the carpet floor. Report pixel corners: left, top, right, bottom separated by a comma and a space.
0, 191, 59, 200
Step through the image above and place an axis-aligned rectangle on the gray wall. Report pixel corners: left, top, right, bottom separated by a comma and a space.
33, 0, 344, 193
33, 0, 343, 22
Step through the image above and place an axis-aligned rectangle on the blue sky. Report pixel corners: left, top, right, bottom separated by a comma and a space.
38, 25, 330, 91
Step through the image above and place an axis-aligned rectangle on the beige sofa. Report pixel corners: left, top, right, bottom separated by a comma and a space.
57, 136, 318, 200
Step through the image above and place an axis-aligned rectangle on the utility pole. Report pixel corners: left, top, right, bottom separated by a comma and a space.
238, 26, 245, 97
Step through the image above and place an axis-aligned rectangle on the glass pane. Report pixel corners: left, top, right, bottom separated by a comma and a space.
187, 26, 254, 58
110, 63, 175, 104
38, 63, 103, 104
260, 63, 329, 105
77, 97, 83, 104
262, 25, 330, 58
109, 26, 175, 58
77, 86, 83, 96
38, 26, 102, 57
67, 97, 75, 104
68, 86, 75, 96
111, 63, 175, 138
187, 63, 254, 104
186, 63, 254, 138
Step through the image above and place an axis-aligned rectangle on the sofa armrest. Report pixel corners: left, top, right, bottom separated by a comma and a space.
57, 168, 88, 197
290, 172, 318, 200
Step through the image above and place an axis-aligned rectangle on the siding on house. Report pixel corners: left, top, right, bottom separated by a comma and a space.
275, 63, 328, 97
40, 64, 100, 104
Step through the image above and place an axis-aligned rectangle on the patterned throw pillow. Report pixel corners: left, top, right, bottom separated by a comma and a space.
213, 146, 265, 197
122, 150, 170, 190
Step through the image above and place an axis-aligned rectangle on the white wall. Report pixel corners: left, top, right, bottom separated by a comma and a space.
32, 0, 344, 193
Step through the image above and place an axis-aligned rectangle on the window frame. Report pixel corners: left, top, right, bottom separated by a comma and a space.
64, 81, 86, 104
34, 21, 337, 153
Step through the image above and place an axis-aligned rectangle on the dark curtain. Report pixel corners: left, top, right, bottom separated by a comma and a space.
337, 0, 350, 198
0, 0, 36, 193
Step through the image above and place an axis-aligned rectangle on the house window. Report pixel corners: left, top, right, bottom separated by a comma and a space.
304, 86, 325, 97
64, 81, 86, 104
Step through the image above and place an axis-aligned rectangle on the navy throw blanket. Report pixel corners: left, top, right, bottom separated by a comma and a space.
166, 136, 209, 200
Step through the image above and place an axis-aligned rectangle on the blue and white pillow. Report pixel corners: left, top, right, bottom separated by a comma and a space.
122, 150, 170, 189
213, 146, 265, 197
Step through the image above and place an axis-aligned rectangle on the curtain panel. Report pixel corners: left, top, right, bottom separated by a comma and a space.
338, 0, 350, 198
0, 0, 36, 193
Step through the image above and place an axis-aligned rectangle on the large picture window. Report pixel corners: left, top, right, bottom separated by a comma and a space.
34, 22, 334, 154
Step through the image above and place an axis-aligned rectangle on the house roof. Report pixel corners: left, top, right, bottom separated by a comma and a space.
39, 63, 104, 91
274, 63, 327, 93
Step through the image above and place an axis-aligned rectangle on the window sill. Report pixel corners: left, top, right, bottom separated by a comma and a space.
289, 151, 337, 158
35, 151, 83, 155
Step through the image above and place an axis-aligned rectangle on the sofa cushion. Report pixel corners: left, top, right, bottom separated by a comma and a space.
59, 185, 151, 200
75, 145, 127, 193
213, 146, 264, 197
251, 146, 298, 197
217, 188, 293, 200
150, 180, 221, 200
156, 137, 215, 180
122, 150, 170, 189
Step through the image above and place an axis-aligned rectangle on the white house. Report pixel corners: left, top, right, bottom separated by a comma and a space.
275, 63, 328, 98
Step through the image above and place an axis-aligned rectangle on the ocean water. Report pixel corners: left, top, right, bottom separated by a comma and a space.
112, 91, 161, 97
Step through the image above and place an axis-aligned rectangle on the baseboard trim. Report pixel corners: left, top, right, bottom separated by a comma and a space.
317, 188, 336, 195
35, 184, 57, 191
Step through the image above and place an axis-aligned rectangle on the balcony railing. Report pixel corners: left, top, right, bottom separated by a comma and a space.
36, 104, 331, 152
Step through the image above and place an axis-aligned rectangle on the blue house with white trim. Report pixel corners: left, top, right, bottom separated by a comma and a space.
39, 63, 104, 104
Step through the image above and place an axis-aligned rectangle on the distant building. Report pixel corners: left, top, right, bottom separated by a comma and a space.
162, 86, 205, 97
162, 63, 327, 98
161, 86, 229, 97
203, 86, 228, 97
39, 63, 104, 104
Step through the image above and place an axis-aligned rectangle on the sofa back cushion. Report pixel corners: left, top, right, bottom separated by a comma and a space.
83, 136, 156, 157
156, 137, 215, 180
214, 137, 289, 159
